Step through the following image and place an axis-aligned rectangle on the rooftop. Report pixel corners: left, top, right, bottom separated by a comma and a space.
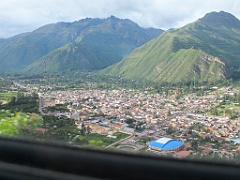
148, 137, 182, 151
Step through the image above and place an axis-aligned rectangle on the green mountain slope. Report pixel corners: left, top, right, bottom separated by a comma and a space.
25, 16, 163, 73
0, 19, 102, 71
0, 16, 163, 72
102, 11, 240, 84
24, 43, 103, 73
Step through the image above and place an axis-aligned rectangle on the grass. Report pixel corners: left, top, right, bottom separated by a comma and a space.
0, 92, 17, 101
221, 104, 240, 111
138, 147, 148, 154
0, 110, 42, 136
27, 113, 43, 128
103, 37, 226, 84
101, 19, 240, 84
212, 89, 225, 94
74, 132, 130, 149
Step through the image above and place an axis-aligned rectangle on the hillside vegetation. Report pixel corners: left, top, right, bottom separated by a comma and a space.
102, 11, 240, 84
0, 16, 163, 73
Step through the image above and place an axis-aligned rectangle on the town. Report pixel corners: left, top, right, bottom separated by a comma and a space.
0, 74, 240, 160
1, 75, 240, 161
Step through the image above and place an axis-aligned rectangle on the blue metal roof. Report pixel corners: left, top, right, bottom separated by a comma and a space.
230, 138, 240, 144
148, 138, 182, 150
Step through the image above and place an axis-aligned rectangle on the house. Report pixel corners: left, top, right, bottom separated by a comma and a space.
88, 124, 110, 135
175, 151, 191, 158
109, 123, 123, 131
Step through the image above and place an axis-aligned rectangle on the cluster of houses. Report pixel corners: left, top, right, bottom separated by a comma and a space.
34, 86, 240, 158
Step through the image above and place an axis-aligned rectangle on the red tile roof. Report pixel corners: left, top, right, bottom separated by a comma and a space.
176, 151, 191, 158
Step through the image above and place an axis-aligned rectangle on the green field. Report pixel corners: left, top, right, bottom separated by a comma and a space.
0, 92, 17, 102
0, 110, 42, 136
212, 89, 225, 94
74, 132, 130, 149
222, 104, 240, 111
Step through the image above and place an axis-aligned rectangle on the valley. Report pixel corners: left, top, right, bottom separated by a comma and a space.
1, 10, 240, 163
1, 74, 240, 161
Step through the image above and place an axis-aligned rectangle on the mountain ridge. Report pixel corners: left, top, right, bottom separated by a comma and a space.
0, 16, 163, 73
199, 11, 240, 29
101, 11, 240, 84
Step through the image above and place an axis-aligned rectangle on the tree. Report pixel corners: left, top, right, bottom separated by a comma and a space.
86, 126, 92, 134
135, 125, 139, 131
191, 141, 198, 151
167, 110, 171, 116
17, 92, 24, 100
9, 96, 16, 105
80, 123, 86, 136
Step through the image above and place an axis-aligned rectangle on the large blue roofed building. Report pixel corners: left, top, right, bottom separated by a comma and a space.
147, 137, 183, 151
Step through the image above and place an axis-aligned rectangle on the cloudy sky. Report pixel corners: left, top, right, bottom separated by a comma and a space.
0, 0, 239, 38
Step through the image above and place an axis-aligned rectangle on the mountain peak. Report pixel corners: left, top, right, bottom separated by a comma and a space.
199, 11, 240, 28
109, 15, 118, 19
106, 15, 121, 22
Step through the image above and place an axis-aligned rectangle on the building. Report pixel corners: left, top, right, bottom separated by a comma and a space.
147, 137, 183, 152
86, 124, 110, 135
175, 151, 191, 158
109, 123, 123, 131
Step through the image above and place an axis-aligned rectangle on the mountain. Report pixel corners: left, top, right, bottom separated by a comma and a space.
0, 19, 101, 71
102, 11, 240, 84
200, 11, 240, 29
24, 43, 103, 73
0, 16, 163, 73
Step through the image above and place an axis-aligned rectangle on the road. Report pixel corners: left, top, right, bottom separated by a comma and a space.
38, 96, 46, 115
13, 81, 27, 89
104, 134, 134, 150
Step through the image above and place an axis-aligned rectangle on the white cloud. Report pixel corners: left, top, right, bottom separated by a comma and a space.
0, 0, 239, 38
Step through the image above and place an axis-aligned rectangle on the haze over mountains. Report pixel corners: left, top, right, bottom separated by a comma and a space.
103, 11, 240, 84
1, 11, 240, 85
0, 16, 163, 72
